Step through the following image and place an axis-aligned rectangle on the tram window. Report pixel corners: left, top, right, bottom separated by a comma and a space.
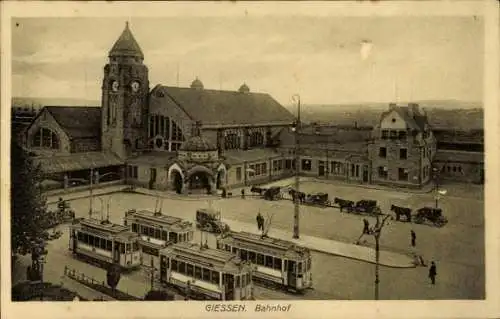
77, 232, 83, 241
273, 257, 282, 270
171, 260, 178, 272
225, 245, 230, 252
126, 244, 131, 252
89, 235, 94, 246
187, 264, 194, 276
161, 231, 168, 241
256, 254, 264, 265
240, 249, 248, 260
98, 238, 104, 249
194, 266, 202, 279
265, 255, 273, 268
161, 256, 166, 266
288, 260, 296, 272
236, 275, 240, 288
120, 243, 125, 254
106, 240, 112, 251
298, 262, 302, 273
189, 232, 193, 241
248, 251, 256, 263
212, 271, 220, 285
242, 274, 246, 287
133, 242, 139, 251
169, 233, 178, 243
178, 261, 185, 274
139, 225, 145, 235
148, 227, 154, 237
232, 247, 238, 254
132, 223, 138, 232
202, 268, 210, 281
154, 229, 160, 239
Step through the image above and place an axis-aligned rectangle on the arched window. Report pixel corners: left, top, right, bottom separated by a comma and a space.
249, 131, 264, 147
31, 128, 59, 149
224, 133, 241, 150
148, 114, 184, 151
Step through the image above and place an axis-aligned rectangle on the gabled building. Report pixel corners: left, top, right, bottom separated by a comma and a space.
368, 103, 437, 187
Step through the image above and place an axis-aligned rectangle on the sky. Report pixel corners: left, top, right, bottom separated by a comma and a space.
11, 15, 484, 106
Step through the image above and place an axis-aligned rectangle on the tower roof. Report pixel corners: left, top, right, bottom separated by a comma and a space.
190, 77, 204, 90
109, 22, 144, 59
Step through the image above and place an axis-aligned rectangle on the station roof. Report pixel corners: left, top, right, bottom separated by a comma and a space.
33, 151, 123, 174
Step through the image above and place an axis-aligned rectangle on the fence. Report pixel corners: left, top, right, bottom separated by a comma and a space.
64, 266, 141, 301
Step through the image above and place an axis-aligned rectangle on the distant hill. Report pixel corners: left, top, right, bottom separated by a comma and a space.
12, 97, 100, 109
285, 100, 484, 130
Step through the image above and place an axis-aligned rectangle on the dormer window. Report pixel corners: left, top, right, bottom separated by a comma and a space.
390, 130, 398, 139
381, 130, 389, 139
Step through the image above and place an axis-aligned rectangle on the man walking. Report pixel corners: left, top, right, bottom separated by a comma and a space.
428, 261, 437, 285
411, 230, 416, 248
256, 212, 263, 231
241, 189, 245, 199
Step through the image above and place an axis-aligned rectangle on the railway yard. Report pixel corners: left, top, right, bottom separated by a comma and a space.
12, 179, 484, 300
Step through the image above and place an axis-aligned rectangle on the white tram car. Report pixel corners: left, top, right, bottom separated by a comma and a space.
124, 209, 194, 266
159, 242, 254, 300
216, 231, 313, 293
69, 218, 141, 270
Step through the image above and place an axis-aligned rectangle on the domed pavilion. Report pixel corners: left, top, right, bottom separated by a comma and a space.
167, 121, 227, 194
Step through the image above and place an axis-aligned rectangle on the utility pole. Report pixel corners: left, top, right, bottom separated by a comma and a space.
292, 94, 301, 239
372, 213, 391, 300
89, 166, 94, 218
432, 166, 439, 209
150, 258, 155, 291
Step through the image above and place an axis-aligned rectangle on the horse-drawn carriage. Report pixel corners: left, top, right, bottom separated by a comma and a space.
413, 207, 448, 227
333, 198, 382, 216
195, 208, 230, 234
390, 205, 448, 227
304, 192, 330, 207
250, 186, 281, 201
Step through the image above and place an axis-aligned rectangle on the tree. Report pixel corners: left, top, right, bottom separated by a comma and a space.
106, 264, 121, 293
11, 140, 50, 258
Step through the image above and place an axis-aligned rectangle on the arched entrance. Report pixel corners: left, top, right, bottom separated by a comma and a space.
171, 171, 183, 194
188, 171, 211, 192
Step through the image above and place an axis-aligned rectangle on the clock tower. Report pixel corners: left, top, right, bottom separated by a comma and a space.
101, 22, 149, 159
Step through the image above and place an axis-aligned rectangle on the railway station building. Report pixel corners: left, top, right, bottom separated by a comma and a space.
22, 23, 484, 193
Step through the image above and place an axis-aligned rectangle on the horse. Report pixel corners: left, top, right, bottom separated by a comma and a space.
334, 197, 355, 213
390, 205, 412, 221
390, 205, 412, 222
288, 189, 306, 203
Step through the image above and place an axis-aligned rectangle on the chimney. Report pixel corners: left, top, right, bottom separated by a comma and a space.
408, 103, 419, 116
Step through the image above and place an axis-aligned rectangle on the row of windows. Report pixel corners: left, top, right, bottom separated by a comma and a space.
168, 258, 250, 288
148, 115, 185, 142
381, 130, 407, 140
443, 165, 463, 174
32, 128, 59, 149
248, 131, 264, 148
224, 133, 241, 150
272, 160, 283, 171
76, 232, 139, 252
248, 163, 267, 177
221, 243, 311, 274
127, 165, 138, 179
131, 222, 192, 243
379, 147, 407, 160
377, 167, 410, 181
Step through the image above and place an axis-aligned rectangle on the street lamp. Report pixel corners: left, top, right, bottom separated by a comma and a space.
432, 166, 446, 209
291, 94, 301, 239
370, 213, 391, 300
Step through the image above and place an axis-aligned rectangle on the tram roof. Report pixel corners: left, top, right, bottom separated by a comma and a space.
160, 242, 251, 274
72, 218, 139, 241
218, 231, 310, 259
126, 210, 193, 231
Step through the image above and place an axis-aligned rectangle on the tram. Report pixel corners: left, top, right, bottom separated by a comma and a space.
216, 231, 313, 293
69, 218, 141, 270
124, 209, 194, 266
159, 242, 254, 300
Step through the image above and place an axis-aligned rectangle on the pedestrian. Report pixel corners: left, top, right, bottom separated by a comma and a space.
256, 212, 263, 230
363, 218, 370, 235
411, 230, 416, 248
428, 261, 437, 285
241, 189, 245, 199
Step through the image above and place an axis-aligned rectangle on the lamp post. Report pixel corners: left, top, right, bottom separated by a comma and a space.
291, 94, 301, 239
431, 166, 446, 209
89, 166, 94, 218
371, 213, 391, 300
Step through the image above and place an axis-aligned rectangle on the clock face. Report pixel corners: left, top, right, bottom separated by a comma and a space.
131, 81, 140, 92
111, 81, 119, 92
